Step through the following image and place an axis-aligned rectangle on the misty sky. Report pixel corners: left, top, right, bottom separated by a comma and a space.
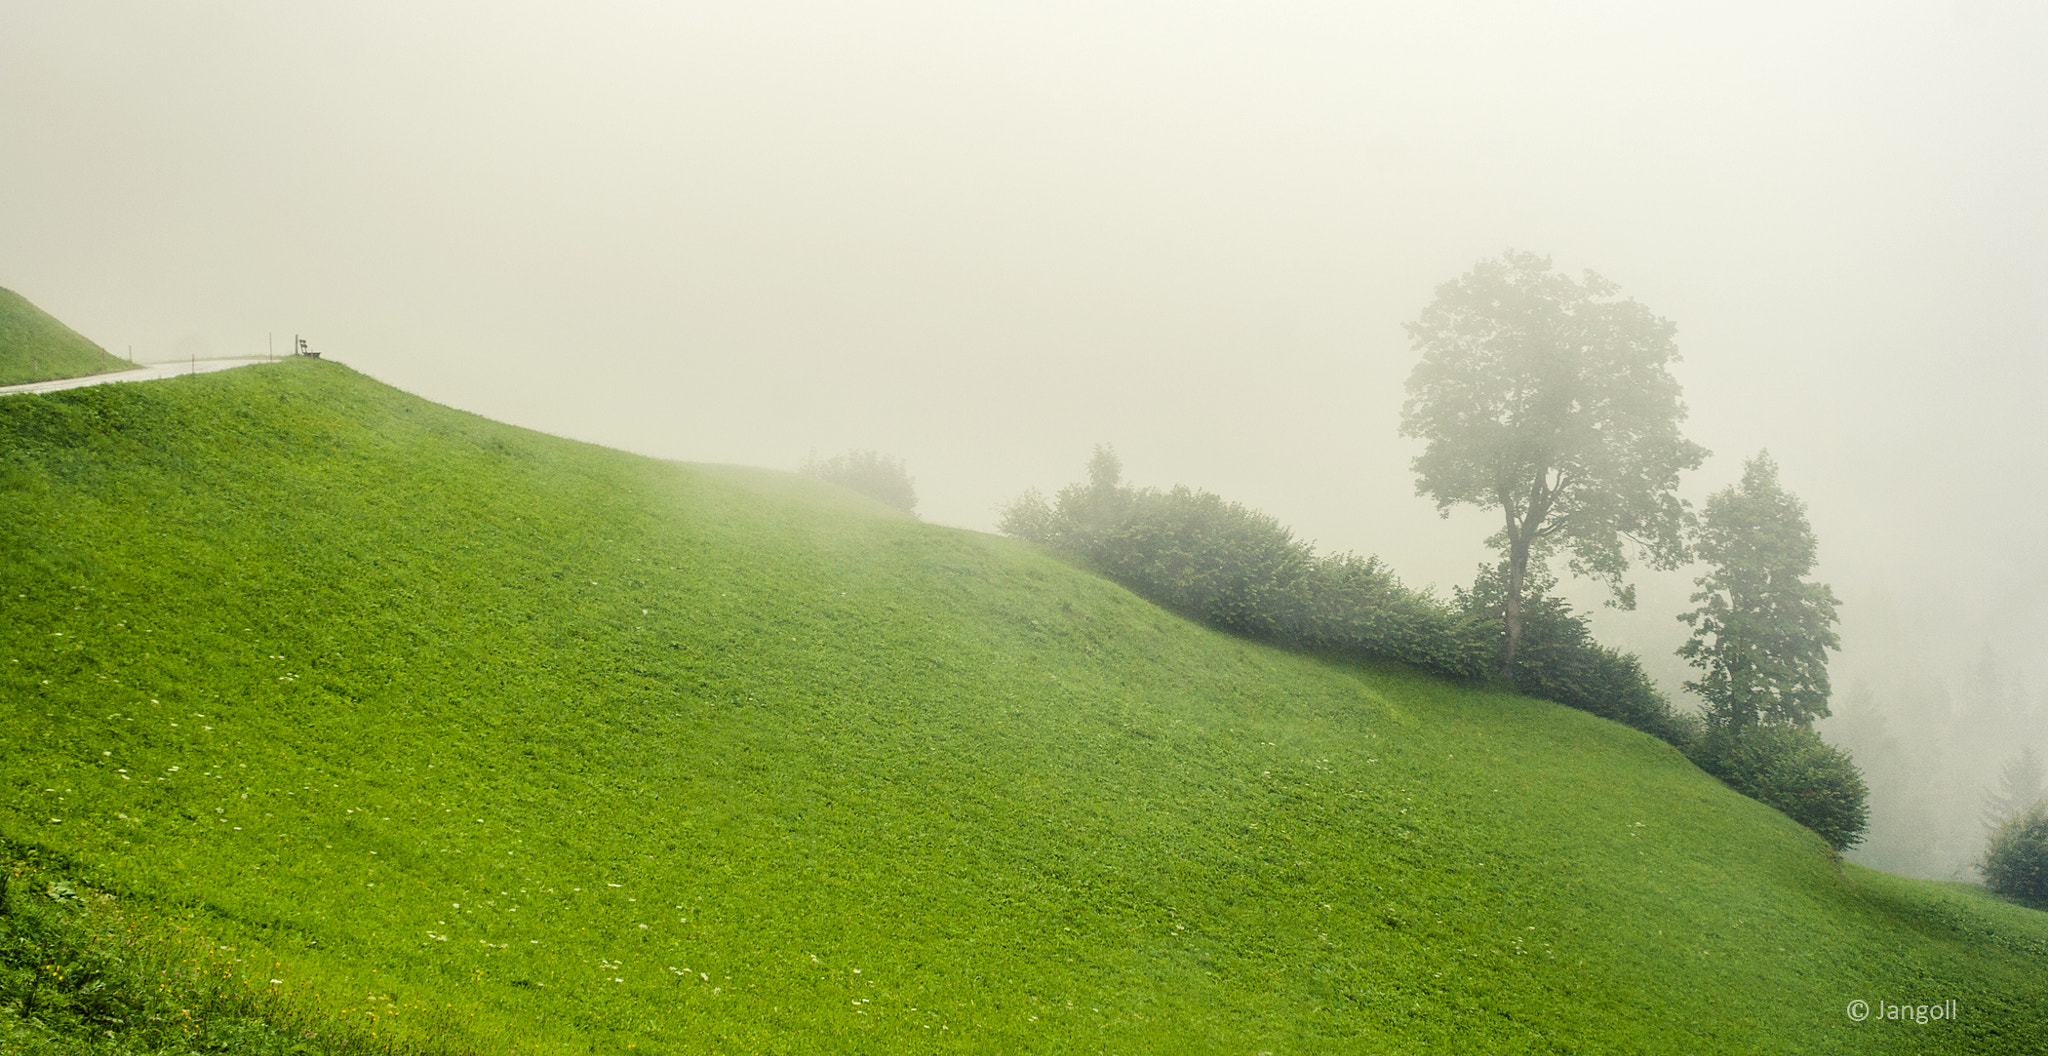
5, 1, 2045, 710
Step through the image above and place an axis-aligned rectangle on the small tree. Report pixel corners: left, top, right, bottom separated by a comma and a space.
1678, 453, 1865, 848
801, 449, 917, 516
1981, 802, 2048, 904
1678, 452, 1841, 729
999, 445, 1131, 559
1402, 251, 1707, 677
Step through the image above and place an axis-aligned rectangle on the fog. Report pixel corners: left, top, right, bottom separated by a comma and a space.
5, 1, 2044, 877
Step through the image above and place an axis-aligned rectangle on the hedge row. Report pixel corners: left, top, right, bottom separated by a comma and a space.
1000, 451, 1698, 747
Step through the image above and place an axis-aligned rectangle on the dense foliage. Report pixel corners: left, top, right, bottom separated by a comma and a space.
1671, 452, 1864, 850
1001, 448, 1696, 747
1000, 447, 1320, 642
1401, 252, 1707, 675
1293, 552, 1497, 684
1458, 565, 1700, 747
1679, 452, 1841, 729
800, 449, 917, 516
1685, 726, 1870, 852
1981, 804, 2048, 905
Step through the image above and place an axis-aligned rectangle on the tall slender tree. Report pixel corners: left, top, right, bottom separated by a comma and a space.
1678, 452, 1841, 728
1402, 250, 1707, 677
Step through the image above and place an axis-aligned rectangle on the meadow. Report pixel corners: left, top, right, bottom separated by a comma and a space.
0, 289, 124, 387
3, 360, 2046, 1053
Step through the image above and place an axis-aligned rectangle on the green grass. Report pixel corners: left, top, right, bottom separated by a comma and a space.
2, 844, 448, 1056
2, 360, 2045, 1053
0, 288, 123, 386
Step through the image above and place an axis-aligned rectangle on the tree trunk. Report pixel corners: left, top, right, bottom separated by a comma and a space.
1501, 534, 1530, 680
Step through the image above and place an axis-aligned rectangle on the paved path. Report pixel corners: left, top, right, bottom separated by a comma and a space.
0, 357, 274, 396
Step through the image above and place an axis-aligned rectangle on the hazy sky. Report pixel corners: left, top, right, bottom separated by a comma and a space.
5, 1, 2045, 706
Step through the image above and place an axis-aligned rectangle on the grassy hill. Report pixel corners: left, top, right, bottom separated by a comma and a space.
3, 360, 2045, 1054
0, 288, 122, 386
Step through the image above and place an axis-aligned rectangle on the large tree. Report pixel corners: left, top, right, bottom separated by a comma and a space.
1401, 250, 1707, 677
1678, 452, 1841, 729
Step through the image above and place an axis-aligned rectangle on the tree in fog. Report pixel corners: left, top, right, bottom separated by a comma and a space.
1981, 803, 2048, 904
1401, 250, 1707, 677
801, 450, 917, 516
1983, 748, 2045, 831
1679, 452, 1841, 729
1677, 453, 1866, 850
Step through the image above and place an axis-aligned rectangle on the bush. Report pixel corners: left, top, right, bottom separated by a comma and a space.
1000, 449, 1454, 655
1293, 552, 1495, 681
1095, 486, 1313, 639
1688, 724, 1869, 851
1523, 640, 1701, 747
999, 449, 1698, 746
802, 450, 917, 516
1458, 563, 1699, 746
1981, 803, 2048, 904
1001, 447, 1309, 639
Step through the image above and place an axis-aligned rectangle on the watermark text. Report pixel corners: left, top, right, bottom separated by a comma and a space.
1847, 998, 1957, 1024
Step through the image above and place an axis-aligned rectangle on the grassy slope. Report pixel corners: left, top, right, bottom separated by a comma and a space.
1, 360, 2044, 1054
0, 288, 122, 386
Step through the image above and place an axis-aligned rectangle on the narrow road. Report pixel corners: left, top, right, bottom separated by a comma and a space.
0, 357, 273, 397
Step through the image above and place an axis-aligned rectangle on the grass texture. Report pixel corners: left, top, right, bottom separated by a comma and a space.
2, 359, 2045, 1054
0, 289, 122, 386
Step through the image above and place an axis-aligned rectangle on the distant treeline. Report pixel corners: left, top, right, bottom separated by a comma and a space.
1000, 448, 1699, 748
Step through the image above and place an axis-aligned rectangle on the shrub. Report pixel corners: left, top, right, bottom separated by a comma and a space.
1523, 640, 1700, 747
1458, 563, 1699, 746
1981, 803, 2048, 904
1000, 447, 1311, 640
1293, 552, 1495, 681
802, 450, 917, 516
1688, 724, 1869, 851
1094, 485, 1313, 640
996, 487, 1056, 543
999, 450, 1698, 746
